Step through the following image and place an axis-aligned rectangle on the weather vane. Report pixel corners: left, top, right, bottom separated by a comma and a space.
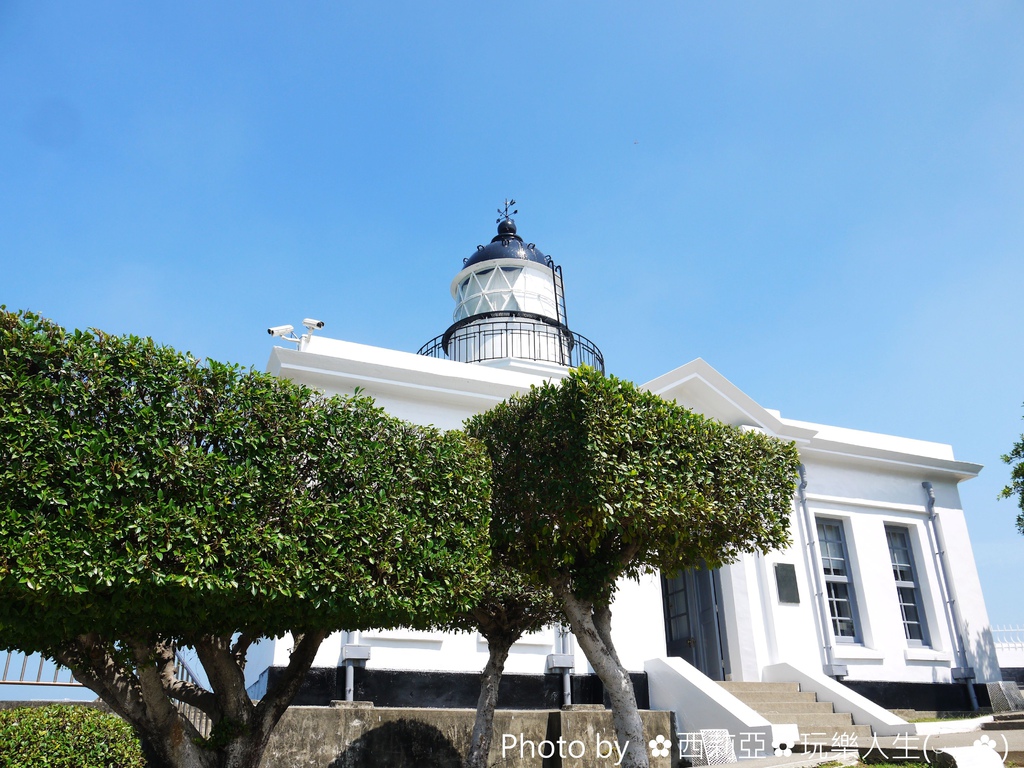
496, 198, 518, 223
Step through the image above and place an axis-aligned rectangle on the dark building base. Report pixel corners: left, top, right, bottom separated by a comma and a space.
841, 679, 993, 712
1002, 668, 1024, 687
251, 667, 1018, 715
251, 667, 650, 710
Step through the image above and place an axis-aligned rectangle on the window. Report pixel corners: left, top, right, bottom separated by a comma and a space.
453, 267, 525, 320
886, 526, 929, 646
816, 519, 860, 641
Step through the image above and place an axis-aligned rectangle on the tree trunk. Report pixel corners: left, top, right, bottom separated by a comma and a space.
554, 586, 648, 768
55, 629, 327, 768
55, 639, 216, 768
136, 718, 216, 768
219, 734, 274, 768
464, 639, 513, 768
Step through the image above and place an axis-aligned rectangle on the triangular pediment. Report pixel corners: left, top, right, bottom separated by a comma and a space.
642, 358, 815, 441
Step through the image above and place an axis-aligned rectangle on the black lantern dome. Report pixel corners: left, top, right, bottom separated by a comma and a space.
462, 218, 552, 269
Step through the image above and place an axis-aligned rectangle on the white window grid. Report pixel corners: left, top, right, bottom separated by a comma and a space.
816, 518, 860, 643
885, 525, 929, 646
454, 266, 557, 321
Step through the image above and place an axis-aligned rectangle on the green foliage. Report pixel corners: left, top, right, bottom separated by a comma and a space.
0, 310, 492, 654
465, 366, 800, 604
1000, 406, 1024, 536
446, 564, 562, 647
0, 705, 145, 768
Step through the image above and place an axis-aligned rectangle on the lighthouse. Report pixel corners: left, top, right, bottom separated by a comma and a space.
418, 203, 604, 374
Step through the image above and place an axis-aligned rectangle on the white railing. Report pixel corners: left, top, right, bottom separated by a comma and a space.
0, 649, 212, 737
993, 625, 1024, 651
993, 625, 1024, 669
172, 653, 212, 737
1, 651, 80, 687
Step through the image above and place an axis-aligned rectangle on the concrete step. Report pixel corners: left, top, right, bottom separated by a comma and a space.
993, 712, 1024, 722
785, 714, 856, 729
719, 681, 801, 694
759, 701, 836, 715
729, 690, 819, 705
982, 717, 1024, 730
717, 680, 875, 744
791, 725, 873, 747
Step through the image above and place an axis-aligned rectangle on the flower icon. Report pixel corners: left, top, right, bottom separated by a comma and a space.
649, 734, 671, 758
773, 741, 793, 757
973, 734, 997, 750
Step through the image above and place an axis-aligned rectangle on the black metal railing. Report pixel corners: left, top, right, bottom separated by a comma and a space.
418, 314, 604, 373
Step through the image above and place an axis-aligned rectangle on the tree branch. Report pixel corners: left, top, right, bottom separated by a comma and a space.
592, 603, 623, 668
252, 629, 328, 744
163, 677, 219, 715
138, 636, 219, 717
231, 631, 255, 670
130, 637, 197, 738
194, 634, 251, 726
52, 636, 138, 724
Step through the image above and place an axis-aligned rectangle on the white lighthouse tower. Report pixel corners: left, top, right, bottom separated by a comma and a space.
418, 202, 604, 374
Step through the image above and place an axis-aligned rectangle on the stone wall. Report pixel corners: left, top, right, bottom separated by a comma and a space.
260, 704, 678, 768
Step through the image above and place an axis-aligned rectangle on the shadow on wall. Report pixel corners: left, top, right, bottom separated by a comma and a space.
971, 622, 1002, 683
328, 720, 462, 768
970, 624, 1024, 712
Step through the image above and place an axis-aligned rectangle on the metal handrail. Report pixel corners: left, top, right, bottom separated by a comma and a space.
0, 648, 211, 737
1, 651, 78, 687
418, 315, 604, 373
172, 652, 212, 737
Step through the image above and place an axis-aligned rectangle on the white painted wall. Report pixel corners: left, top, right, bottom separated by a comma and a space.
255, 337, 1000, 692
608, 572, 668, 671
789, 455, 1000, 684
996, 645, 1024, 668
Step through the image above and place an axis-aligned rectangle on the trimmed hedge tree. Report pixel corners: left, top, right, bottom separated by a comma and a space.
1001, 405, 1024, 536
0, 705, 146, 768
447, 565, 562, 768
0, 311, 491, 768
466, 366, 801, 768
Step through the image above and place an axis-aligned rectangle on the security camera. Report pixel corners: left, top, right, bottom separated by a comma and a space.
267, 324, 294, 337
302, 318, 325, 331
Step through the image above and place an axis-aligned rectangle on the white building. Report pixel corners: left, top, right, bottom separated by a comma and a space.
248, 213, 1014, 743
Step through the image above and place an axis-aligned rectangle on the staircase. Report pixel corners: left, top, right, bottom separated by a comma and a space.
983, 712, 1024, 731
719, 681, 872, 748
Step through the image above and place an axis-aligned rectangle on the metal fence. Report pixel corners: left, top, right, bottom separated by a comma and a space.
1, 651, 79, 688
993, 625, 1024, 651
172, 653, 212, 737
1, 649, 212, 737
419, 316, 605, 373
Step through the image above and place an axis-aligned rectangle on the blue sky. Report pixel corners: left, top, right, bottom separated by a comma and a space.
2, 2, 1022, 626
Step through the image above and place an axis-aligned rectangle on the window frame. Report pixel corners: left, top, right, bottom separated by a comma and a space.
815, 517, 862, 644
885, 524, 930, 648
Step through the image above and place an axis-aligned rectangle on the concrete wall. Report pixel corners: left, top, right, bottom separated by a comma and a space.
260, 705, 678, 768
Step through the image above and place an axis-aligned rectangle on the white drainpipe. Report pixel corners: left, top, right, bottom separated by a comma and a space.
922, 481, 978, 711
798, 465, 844, 678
